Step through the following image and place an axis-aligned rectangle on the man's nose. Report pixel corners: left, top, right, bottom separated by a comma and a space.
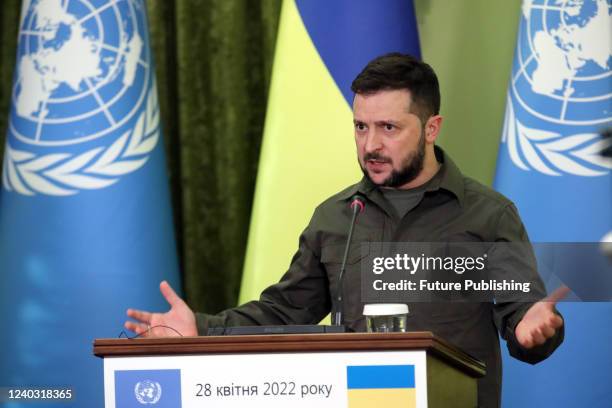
364, 130, 383, 152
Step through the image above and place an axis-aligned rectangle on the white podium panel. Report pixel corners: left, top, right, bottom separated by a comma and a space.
103, 350, 428, 408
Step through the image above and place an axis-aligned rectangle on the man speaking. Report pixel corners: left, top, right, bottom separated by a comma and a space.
125, 54, 565, 407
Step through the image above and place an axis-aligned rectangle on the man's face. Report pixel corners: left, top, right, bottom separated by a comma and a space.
353, 89, 426, 188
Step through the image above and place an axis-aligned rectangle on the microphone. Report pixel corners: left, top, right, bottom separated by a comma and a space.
333, 194, 366, 326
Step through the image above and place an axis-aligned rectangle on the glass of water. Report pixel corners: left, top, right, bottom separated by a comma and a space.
363, 304, 409, 333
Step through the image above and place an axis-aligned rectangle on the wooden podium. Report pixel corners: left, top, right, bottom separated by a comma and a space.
94, 331, 484, 408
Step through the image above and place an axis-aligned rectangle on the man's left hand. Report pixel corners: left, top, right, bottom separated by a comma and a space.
515, 286, 569, 349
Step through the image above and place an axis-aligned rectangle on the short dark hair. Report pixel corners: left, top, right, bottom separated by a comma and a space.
351, 53, 441, 123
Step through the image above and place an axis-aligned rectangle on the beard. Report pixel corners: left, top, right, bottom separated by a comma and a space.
360, 130, 426, 188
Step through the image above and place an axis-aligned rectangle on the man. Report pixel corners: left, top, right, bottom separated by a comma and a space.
125, 53, 565, 407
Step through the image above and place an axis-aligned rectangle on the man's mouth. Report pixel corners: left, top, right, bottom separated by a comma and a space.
366, 159, 390, 172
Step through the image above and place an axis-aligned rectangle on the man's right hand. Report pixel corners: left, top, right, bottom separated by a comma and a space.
124, 281, 198, 337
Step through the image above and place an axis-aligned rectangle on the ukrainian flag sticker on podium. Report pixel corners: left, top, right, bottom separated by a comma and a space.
347, 365, 416, 407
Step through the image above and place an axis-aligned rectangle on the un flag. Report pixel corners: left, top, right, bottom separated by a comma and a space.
494, 1, 611, 407
0, 1, 180, 406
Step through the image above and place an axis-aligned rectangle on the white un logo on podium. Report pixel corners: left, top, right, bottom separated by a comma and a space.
134, 380, 162, 405
2, 0, 160, 196
502, 0, 612, 177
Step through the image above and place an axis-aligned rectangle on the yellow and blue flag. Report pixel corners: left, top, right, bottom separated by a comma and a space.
347, 365, 416, 407
239, 0, 421, 303
494, 1, 611, 406
0, 1, 180, 406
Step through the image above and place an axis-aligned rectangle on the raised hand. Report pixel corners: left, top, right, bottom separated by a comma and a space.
124, 281, 198, 337
515, 286, 569, 349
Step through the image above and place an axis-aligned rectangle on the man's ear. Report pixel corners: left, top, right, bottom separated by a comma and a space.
424, 115, 443, 143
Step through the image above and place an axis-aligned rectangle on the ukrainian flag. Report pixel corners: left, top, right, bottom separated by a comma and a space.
347, 365, 416, 407
239, 0, 421, 304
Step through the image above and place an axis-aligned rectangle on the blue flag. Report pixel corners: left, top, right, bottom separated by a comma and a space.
294, 0, 421, 105
494, 0, 611, 406
0, 0, 180, 406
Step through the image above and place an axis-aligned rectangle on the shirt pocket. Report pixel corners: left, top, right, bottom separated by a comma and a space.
438, 231, 485, 243
320, 242, 370, 267
320, 242, 370, 326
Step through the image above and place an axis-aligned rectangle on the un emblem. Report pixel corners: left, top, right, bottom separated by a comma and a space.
2, 0, 159, 195
134, 380, 162, 405
502, 0, 611, 177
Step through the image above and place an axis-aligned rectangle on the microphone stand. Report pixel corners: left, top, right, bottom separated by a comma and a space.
333, 195, 364, 326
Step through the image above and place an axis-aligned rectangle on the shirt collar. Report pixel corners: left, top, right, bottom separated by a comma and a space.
425, 146, 465, 206
337, 146, 465, 206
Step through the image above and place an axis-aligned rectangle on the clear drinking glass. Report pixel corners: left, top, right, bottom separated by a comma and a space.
363, 304, 409, 333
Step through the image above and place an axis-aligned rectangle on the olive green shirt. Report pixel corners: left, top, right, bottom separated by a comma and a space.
196, 147, 563, 408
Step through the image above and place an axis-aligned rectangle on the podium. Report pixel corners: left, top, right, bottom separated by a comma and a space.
94, 331, 484, 407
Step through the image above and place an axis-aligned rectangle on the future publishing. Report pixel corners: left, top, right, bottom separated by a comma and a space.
373, 279, 532, 293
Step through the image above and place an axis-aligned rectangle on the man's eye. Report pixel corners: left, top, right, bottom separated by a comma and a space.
355, 123, 367, 131
384, 124, 395, 131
